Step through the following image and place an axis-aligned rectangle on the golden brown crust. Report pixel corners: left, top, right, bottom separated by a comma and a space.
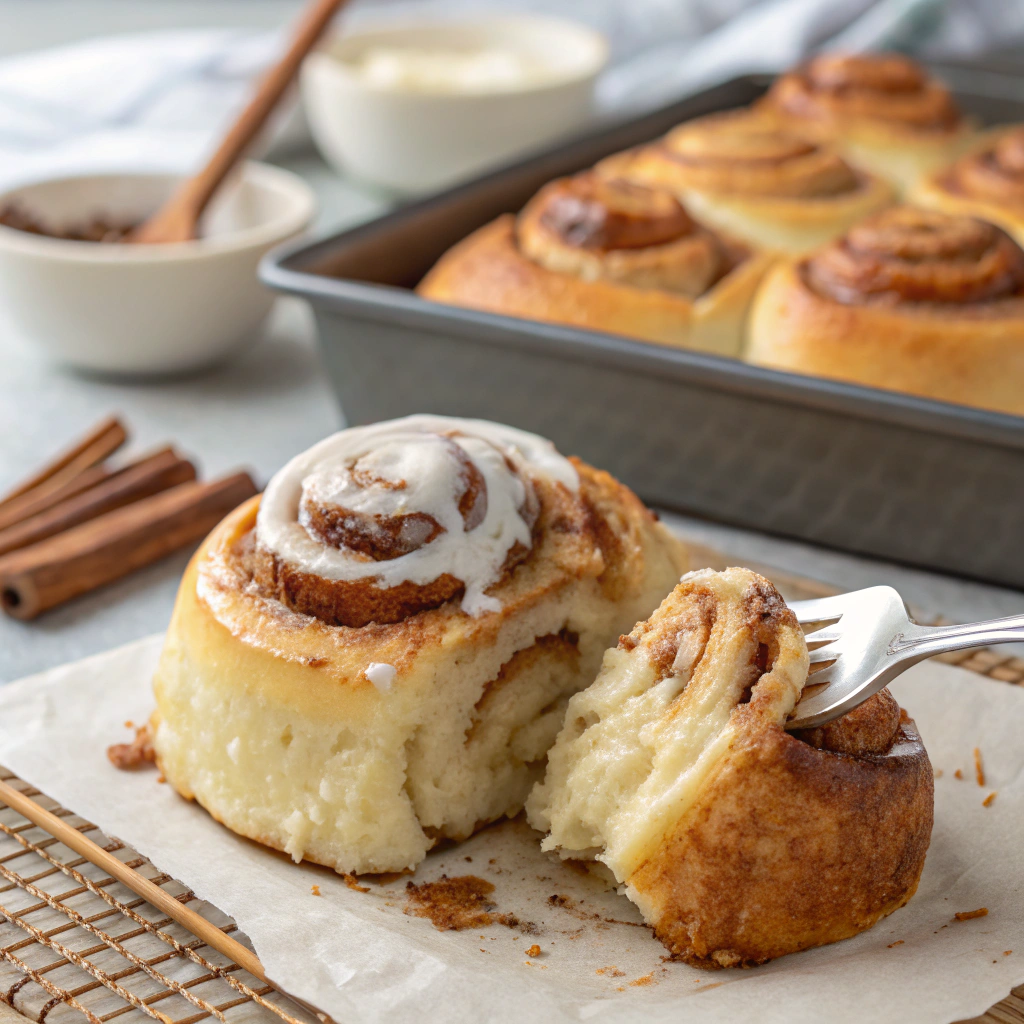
746, 209, 1024, 415
763, 53, 963, 135
595, 111, 895, 254
912, 126, 1024, 245
793, 687, 902, 755
417, 202, 772, 356
632, 712, 933, 968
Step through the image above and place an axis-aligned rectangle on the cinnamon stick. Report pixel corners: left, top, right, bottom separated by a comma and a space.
0, 463, 115, 533
0, 471, 257, 620
0, 447, 196, 558
0, 415, 126, 512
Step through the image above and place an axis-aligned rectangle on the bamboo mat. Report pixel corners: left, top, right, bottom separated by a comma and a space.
0, 552, 1021, 1024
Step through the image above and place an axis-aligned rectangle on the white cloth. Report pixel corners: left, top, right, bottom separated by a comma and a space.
0, 0, 1022, 191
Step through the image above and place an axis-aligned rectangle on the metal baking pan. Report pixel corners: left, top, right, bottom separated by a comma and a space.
262, 69, 1024, 590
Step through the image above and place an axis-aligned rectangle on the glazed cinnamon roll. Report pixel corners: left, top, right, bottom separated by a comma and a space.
759, 53, 975, 192
152, 416, 687, 874
417, 172, 773, 357
596, 110, 894, 254
912, 126, 1024, 245
747, 206, 1024, 415
528, 567, 933, 968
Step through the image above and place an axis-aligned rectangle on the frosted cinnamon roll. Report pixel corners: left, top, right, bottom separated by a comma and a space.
759, 53, 975, 192
747, 206, 1024, 415
417, 172, 773, 357
912, 126, 1024, 245
152, 415, 687, 874
528, 567, 933, 967
596, 111, 894, 254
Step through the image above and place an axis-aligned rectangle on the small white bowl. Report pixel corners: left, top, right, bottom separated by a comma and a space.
301, 15, 609, 194
0, 162, 315, 376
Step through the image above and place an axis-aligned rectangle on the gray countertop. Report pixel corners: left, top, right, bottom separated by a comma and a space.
3, 1, 1024, 684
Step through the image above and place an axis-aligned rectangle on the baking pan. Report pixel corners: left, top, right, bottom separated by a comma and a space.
262, 69, 1024, 590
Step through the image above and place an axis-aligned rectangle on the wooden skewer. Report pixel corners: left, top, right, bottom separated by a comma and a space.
0, 416, 126, 512
130, 0, 348, 244
0, 447, 196, 558
0, 777, 268, 984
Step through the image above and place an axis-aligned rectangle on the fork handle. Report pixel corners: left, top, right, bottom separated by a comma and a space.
889, 613, 1024, 662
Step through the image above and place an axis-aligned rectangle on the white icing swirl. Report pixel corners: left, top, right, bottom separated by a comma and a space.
256, 415, 578, 616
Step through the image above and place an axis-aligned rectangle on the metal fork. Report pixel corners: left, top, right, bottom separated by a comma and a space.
785, 587, 1024, 730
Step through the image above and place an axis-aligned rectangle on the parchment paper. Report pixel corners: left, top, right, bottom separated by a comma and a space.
0, 635, 1021, 1024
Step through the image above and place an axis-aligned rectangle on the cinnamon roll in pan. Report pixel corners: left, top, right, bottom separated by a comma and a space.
597, 110, 894, 254
152, 416, 687, 875
527, 567, 933, 968
759, 53, 975, 192
912, 126, 1024, 245
747, 207, 1024, 416
417, 173, 773, 357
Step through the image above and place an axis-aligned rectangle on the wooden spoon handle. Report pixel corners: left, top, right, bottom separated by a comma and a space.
133, 0, 347, 243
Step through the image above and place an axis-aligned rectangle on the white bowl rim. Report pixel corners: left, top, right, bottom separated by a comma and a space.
0, 161, 316, 263
307, 12, 610, 98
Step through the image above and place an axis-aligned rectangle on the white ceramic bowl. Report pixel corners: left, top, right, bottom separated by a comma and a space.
301, 15, 608, 194
0, 163, 315, 376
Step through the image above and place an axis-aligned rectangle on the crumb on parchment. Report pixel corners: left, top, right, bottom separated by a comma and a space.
526, 945, 541, 957
311, 885, 321, 897
974, 747, 986, 787
954, 908, 988, 922
954, 769, 964, 780
983, 792, 998, 808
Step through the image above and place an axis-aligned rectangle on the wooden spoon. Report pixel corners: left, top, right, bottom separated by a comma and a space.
130, 0, 347, 245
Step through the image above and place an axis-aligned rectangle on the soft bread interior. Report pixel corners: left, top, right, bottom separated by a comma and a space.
527, 568, 809, 881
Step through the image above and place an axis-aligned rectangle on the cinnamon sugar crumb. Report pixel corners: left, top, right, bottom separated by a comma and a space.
1005, 951, 1013, 955
156, 775, 166, 784
311, 885, 321, 897
107, 722, 156, 770
629, 973, 655, 987
983, 791, 997, 807
954, 769, 964, 779
343, 873, 370, 893
934, 768, 944, 778
526, 945, 541, 957
974, 747, 986, 787
597, 967, 625, 977
954, 908, 988, 921
888, 940, 904, 948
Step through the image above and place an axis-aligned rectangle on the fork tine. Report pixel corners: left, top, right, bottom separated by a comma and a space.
803, 625, 842, 645
787, 595, 849, 624
808, 645, 839, 665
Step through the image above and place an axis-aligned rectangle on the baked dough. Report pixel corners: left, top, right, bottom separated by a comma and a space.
417, 172, 772, 356
152, 415, 687, 874
528, 567, 933, 967
759, 53, 976, 193
912, 125, 1024, 245
597, 109, 894, 253
746, 206, 1024, 416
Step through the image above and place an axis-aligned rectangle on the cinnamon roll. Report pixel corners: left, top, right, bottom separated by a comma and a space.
152, 416, 687, 875
417, 172, 773, 356
528, 567, 933, 968
759, 53, 975, 192
746, 206, 1024, 415
597, 110, 894, 254
912, 126, 1024, 245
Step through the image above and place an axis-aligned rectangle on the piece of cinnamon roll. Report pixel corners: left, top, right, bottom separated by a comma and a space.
912, 126, 1024, 245
746, 206, 1024, 415
759, 53, 975, 192
152, 416, 687, 874
528, 567, 933, 968
417, 172, 773, 356
597, 110, 894, 254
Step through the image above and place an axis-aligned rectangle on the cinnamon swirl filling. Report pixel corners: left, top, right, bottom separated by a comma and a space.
250, 416, 577, 627
942, 128, 1024, 206
517, 172, 731, 297
768, 52, 962, 132
804, 206, 1024, 305
656, 114, 862, 198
